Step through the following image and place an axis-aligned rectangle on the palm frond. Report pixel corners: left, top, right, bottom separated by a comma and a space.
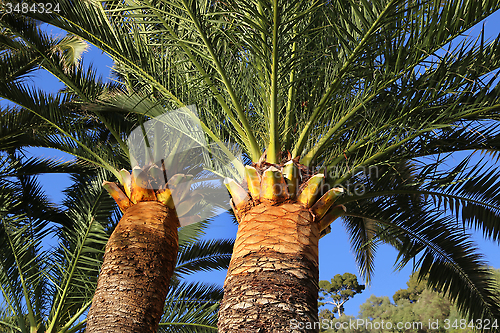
338, 155, 500, 244
0, 154, 89, 178
44, 169, 114, 332
0, 155, 56, 332
0, 80, 127, 177
174, 239, 233, 278
342, 200, 500, 320
296, 0, 500, 165
159, 281, 220, 333
332, 159, 500, 320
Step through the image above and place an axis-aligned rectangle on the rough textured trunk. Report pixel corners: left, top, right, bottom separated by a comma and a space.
86, 201, 179, 333
218, 202, 320, 333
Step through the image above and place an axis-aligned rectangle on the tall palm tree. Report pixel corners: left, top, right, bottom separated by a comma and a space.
0, 152, 232, 332
0, 12, 232, 333
4, 0, 500, 332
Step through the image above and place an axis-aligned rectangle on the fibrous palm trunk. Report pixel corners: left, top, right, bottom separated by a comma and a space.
218, 202, 320, 332
218, 161, 346, 333
86, 201, 179, 333
86, 166, 183, 333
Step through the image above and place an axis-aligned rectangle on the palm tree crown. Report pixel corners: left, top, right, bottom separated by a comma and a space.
2, 0, 500, 324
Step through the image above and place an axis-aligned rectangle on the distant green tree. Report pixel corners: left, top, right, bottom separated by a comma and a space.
324, 293, 460, 332
319, 308, 336, 322
393, 273, 427, 303
319, 268, 500, 333
319, 273, 365, 317
323, 269, 500, 332
359, 295, 395, 321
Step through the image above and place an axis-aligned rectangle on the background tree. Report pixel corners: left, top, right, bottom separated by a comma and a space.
319, 309, 336, 323
322, 269, 500, 332
393, 272, 428, 304
3, 0, 500, 332
319, 273, 365, 317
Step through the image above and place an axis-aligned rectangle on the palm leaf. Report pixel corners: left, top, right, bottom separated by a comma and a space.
44, 169, 113, 332
175, 239, 233, 278
158, 281, 220, 333
0, 154, 58, 333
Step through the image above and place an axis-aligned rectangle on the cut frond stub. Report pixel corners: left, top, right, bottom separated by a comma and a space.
311, 187, 344, 219
119, 169, 132, 198
283, 161, 299, 198
297, 174, 324, 207
224, 178, 251, 210
102, 181, 132, 212
260, 166, 289, 202
156, 186, 175, 209
319, 205, 346, 232
130, 167, 156, 203
245, 165, 261, 200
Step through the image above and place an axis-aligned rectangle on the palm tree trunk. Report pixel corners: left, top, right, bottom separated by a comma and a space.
86, 201, 179, 333
218, 202, 320, 333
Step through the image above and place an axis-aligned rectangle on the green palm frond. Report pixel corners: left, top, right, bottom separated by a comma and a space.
0, 155, 55, 333
177, 220, 209, 249
53, 35, 89, 71
0, 15, 50, 84
10, 0, 500, 167
159, 281, 220, 333
334, 158, 500, 320
340, 215, 379, 286
297, 1, 500, 166
0, 105, 57, 151
44, 169, 113, 333
0, 80, 128, 177
419, 157, 500, 243
0, 209, 43, 333
0, 12, 89, 85
175, 239, 233, 278
0, 154, 90, 177
0, 13, 131, 167
404, 121, 500, 159
339, 155, 500, 244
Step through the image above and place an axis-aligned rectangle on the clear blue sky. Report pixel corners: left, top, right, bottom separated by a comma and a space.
4, 10, 500, 318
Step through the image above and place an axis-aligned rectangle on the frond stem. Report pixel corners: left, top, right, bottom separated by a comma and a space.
178, 0, 261, 160
268, 0, 280, 163
292, 0, 399, 159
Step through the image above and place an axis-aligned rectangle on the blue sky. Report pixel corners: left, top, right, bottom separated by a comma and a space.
3, 9, 500, 318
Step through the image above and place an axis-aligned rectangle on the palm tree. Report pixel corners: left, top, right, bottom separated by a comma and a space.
0, 12, 232, 332
4, 0, 500, 332
0, 152, 232, 332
